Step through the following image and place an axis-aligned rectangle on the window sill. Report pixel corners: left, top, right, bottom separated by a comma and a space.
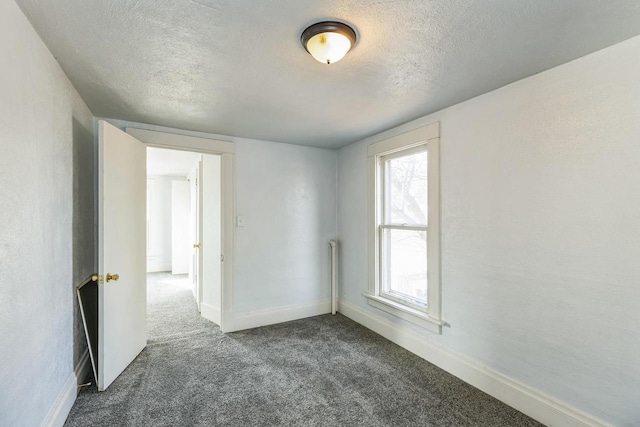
363, 293, 442, 334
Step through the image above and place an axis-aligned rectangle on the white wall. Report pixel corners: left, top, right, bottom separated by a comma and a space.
338, 36, 640, 427
0, 1, 95, 425
234, 138, 337, 314
171, 180, 190, 274
147, 176, 175, 272
201, 155, 222, 322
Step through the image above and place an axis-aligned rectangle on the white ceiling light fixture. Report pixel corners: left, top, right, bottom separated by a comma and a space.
301, 21, 357, 65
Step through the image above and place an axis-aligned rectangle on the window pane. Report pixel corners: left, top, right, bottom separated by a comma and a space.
385, 151, 428, 225
382, 228, 427, 305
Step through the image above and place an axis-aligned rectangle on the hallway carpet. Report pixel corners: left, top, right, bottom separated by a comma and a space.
66, 272, 541, 426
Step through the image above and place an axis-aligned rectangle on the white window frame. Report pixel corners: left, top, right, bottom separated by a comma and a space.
365, 122, 442, 334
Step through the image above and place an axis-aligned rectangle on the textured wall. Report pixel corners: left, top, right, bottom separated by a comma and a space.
72, 115, 95, 373
234, 138, 337, 313
0, 0, 95, 425
338, 36, 640, 426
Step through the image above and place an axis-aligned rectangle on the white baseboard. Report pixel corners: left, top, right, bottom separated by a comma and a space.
225, 299, 331, 332
201, 302, 221, 325
146, 265, 172, 273
337, 300, 611, 427
146, 257, 171, 273
41, 351, 91, 427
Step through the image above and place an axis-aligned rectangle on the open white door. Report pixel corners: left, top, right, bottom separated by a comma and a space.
200, 155, 222, 325
189, 159, 203, 311
197, 160, 204, 310
98, 120, 147, 391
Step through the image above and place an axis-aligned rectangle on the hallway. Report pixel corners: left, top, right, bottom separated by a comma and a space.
146, 272, 208, 342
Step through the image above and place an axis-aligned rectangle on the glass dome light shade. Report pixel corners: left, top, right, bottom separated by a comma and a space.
306, 32, 352, 64
301, 21, 357, 65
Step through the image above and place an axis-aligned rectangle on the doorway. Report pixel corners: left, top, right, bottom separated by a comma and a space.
146, 147, 222, 326
96, 121, 234, 390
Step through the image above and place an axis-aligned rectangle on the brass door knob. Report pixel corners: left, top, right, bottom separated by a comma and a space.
106, 273, 120, 282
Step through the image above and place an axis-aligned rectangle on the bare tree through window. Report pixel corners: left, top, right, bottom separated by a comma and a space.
382, 150, 428, 306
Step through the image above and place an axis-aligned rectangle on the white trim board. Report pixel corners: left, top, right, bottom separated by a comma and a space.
201, 302, 221, 326
225, 300, 331, 332
41, 351, 91, 427
126, 127, 234, 154
337, 300, 611, 427
367, 121, 439, 157
364, 293, 442, 333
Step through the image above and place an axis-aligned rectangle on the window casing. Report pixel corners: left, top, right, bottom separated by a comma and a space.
366, 123, 442, 334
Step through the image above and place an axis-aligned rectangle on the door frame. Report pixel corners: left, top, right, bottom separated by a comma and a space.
126, 127, 234, 332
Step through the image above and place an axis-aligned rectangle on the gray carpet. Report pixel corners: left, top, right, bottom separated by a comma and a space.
66, 272, 542, 427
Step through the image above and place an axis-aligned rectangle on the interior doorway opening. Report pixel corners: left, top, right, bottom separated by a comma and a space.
146, 147, 222, 326
96, 121, 233, 391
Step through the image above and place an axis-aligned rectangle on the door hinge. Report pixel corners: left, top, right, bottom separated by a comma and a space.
221, 254, 224, 262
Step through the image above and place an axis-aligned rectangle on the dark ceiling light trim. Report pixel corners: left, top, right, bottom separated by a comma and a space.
301, 21, 357, 64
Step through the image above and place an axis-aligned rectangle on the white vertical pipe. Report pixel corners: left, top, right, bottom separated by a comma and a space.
329, 239, 337, 315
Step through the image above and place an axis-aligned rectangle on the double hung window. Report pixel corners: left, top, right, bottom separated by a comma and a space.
380, 146, 428, 310
366, 123, 441, 333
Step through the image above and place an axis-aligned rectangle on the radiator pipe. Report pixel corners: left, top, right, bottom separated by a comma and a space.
329, 239, 337, 315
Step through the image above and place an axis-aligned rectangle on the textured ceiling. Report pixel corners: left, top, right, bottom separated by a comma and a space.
16, 0, 640, 148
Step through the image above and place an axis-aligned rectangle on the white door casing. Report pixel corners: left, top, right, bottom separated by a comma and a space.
98, 120, 147, 391
125, 127, 234, 332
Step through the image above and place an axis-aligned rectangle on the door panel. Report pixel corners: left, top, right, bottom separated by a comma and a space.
197, 160, 203, 311
189, 165, 198, 303
201, 155, 222, 324
188, 160, 203, 310
98, 120, 147, 391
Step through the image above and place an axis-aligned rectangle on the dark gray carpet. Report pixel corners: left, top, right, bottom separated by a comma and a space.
66, 272, 542, 426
